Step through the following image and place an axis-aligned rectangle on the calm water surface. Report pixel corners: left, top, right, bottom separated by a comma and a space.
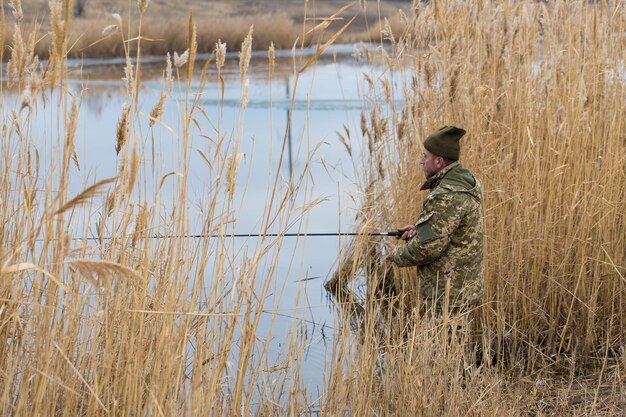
3, 44, 408, 398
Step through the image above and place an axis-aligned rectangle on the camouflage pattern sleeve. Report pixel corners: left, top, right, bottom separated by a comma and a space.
391, 193, 466, 267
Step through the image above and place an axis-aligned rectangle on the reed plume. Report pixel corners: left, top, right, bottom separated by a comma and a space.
9, 0, 22, 21
55, 177, 117, 216
138, 0, 151, 14
123, 58, 135, 99
187, 14, 197, 82
7, 25, 25, 85
102, 24, 118, 36
48, 0, 64, 87
268, 42, 275, 79
239, 25, 253, 84
226, 152, 243, 199
69, 259, 143, 286
165, 52, 173, 94
19, 85, 31, 109
112, 13, 123, 28
115, 103, 130, 154
174, 49, 189, 68
131, 204, 150, 247
149, 92, 166, 127
2, 2, 623, 416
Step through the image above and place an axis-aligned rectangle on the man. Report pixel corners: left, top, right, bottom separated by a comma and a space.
385, 125, 484, 313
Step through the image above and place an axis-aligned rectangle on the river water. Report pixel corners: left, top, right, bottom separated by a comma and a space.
2, 44, 407, 399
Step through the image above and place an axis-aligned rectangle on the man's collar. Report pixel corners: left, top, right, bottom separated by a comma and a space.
420, 161, 460, 190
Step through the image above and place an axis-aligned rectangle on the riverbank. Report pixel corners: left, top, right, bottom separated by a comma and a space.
1, 0, 408, 59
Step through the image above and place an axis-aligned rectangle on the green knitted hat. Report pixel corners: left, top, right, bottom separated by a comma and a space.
423, 125, 466, 160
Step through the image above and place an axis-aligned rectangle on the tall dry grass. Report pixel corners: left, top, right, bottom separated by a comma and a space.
0, 0, 341, 415
329, 0, 625, 414
0, 0, 625, 416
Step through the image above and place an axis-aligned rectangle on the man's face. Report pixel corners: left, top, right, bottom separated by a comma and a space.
420, 148, 444, 179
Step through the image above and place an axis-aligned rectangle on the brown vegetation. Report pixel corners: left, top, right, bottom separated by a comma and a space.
2, 0, 411, 59
0, 0, 624, 416
333, 0, 626, 414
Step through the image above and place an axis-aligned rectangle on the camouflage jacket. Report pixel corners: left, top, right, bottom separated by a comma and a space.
390, 162, 484, 309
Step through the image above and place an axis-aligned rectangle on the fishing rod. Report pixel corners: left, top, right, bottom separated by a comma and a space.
62, 231, 403, 241
31, 231, 403, 242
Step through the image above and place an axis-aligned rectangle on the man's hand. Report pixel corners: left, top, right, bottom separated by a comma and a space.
397, 224, 417, 241
385, 240, 397, 262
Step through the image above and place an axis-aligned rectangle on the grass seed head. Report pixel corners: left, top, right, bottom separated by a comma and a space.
423, 59, 432, 88
166, 52, 173, 94
20, 86, 32, 110
132, 204, 150, 247
149, 93, 166, 127
102, 24, 118, 36
382, 18, 395, 44
115, 103, 130, 155
216, 40, 227, 72
187, 14, 197, 80
353, 45, 362, 62
239, 25, 253, 84
268, 42, 275, 79
360, 111, 368, 137
174, 49, 189, 68
112, 13, 123, 27
127, 142, 139, 196
226, 153, 243, 199
124, 58, 136, 97
138, 0, 151, 14
7, 26, 25, 85
49, 1, 64, 55
55, 177, 117, 216
9, 0, 23, 21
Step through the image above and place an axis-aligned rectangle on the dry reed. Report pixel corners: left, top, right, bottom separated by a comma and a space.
333, 1, 625, 414
0, 1, 624, 416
